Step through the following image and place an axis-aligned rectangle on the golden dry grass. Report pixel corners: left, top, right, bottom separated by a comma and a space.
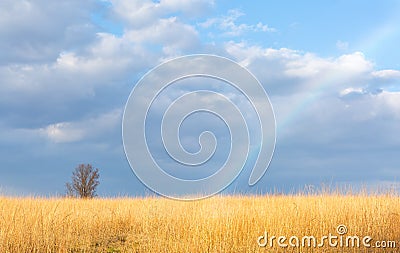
0, 194, 399, 252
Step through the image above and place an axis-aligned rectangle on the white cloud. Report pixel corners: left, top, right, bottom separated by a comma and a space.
124, 16, 200, 56
110, 0, 214, 28
339, 87, 365, 97
372, 69, 400, 79
227, 42, 372, 77
41, 109, 122, 143
225, 42, 374, 95
376, 91, 400, 118
336, 40, 349, 51
199, 9, 276, 36
43, 122, 86, 143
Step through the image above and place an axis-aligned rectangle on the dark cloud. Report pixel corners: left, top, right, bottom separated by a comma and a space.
0, 0, 99, 64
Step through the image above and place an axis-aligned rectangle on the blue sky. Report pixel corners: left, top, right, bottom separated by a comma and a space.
1, 0, 400, 196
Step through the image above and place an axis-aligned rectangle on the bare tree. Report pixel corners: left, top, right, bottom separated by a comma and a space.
66, 164, 100, 198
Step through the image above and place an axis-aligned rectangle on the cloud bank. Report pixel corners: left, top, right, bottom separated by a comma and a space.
0, 0, 399, 195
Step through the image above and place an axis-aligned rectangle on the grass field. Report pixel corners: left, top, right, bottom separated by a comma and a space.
0, 194, 399, 252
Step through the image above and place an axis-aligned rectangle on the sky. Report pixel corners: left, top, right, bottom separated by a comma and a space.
1, 0, 400, 196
